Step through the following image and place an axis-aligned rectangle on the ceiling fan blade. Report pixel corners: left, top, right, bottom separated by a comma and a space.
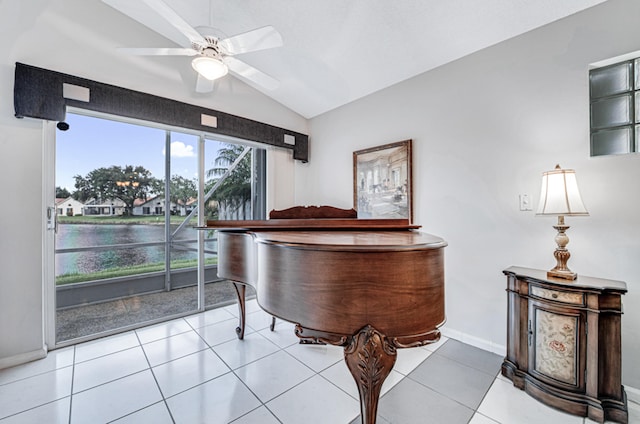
220, 26, 283, 55
102, 0, 206, 47
225, 56, 279, 90
195, 74, 215, 93
118, 47, 199, 56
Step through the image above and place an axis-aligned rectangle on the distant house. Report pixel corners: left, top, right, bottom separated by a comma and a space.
131, 196, 194, 216
56, 197, 84, 216
82, 198, 126, 216
133, 195, 165, 216
174, 197, 197, 216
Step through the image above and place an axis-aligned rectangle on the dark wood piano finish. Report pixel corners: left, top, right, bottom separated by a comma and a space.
206, 218, 447, 424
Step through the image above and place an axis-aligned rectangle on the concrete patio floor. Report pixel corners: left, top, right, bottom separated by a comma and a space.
56, 281, 251, 343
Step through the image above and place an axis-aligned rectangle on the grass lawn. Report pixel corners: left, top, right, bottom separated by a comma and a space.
56, 257, 218, 285
58, 215, 198, 225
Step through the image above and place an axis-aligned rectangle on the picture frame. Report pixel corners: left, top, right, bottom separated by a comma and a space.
353, 139, 413, 221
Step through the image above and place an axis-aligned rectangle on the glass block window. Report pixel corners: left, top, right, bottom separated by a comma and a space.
589, 59, 639, 156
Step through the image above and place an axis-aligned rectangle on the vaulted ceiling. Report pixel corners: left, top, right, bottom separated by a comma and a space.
48, 0, 611, 118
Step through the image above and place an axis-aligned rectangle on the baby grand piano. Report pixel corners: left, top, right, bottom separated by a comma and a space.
206, 206, 447, 424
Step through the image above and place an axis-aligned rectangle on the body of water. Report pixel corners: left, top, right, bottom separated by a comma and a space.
55, 224, 210, 276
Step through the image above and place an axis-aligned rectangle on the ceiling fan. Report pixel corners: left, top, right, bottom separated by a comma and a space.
102, 0, 283, 93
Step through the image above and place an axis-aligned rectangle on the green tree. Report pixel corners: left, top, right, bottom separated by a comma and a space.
155, 175, 197, 215
72, 165, 157, 215
56, 186, 71, 198
207, 144, 251, 219
72, 175, 91, 202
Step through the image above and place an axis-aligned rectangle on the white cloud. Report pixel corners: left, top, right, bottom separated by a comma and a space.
163, 141, 195, 158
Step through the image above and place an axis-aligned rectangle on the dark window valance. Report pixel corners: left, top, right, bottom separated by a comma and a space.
13, 62, 308, 162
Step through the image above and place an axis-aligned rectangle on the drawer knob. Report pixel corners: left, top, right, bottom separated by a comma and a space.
552, 293, 558, 299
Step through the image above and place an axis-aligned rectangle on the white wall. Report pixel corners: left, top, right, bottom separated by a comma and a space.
300, 0, 640, 390
267, 147, 296, 212
0, 0, 303, 367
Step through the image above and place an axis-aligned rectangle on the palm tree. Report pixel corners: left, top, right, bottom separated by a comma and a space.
207, 144, 252, 219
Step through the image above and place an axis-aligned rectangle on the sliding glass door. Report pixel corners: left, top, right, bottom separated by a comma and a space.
53, 111, 264, 344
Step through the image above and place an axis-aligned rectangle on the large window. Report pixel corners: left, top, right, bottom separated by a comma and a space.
589, 57, 640, 156
54, 111, 265, 343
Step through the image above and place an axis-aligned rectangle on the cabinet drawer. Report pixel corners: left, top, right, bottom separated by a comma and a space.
530, 285, 584, 305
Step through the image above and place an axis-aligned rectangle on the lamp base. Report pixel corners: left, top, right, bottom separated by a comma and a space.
547, 216, 578, 281
547, 268, 577, 280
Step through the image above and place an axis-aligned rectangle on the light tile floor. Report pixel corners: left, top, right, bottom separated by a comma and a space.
1, 299, 639, 423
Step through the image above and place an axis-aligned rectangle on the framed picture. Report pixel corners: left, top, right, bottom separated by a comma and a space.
353, 139, 413, 221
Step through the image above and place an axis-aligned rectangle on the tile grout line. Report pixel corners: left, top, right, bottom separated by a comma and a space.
133, 326, 176, 424
468, 378, 504, 424
401, 340, 508, 424
67, 345, 76, 424
226, 335, 326, 424
190, 317, 282, 424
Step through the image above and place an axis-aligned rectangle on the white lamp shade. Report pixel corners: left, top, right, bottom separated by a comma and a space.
536, 165, 589, 216
191, 56, 229, 81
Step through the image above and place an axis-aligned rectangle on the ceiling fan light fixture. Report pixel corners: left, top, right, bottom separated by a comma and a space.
191, 56, 228, 81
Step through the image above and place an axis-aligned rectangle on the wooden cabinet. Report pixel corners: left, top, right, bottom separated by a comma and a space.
502, 266, 628, 423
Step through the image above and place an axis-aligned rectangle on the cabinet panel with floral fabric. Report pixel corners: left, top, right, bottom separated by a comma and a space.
530, 303, 584, 389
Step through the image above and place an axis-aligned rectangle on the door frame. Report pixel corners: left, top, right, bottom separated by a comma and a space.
42, 120, 57, 349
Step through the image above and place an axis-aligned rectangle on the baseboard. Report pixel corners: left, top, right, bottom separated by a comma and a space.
626, 385, 640, 406
440, 326, 507, 357
0, 346, 47, 370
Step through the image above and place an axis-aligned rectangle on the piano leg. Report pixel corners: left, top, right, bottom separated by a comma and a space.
231, 282, 246, 340
344, 325, 397, 424
296, 324, 396, 423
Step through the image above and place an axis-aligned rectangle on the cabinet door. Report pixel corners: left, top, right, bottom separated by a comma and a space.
528, 300, 586, 392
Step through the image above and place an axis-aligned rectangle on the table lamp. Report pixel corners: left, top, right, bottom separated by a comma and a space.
536, 164, 589, 280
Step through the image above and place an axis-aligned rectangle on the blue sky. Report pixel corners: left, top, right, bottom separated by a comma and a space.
56, 113, 220, 192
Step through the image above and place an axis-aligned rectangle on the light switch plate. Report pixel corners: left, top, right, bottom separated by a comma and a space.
519, 194, 532, 211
